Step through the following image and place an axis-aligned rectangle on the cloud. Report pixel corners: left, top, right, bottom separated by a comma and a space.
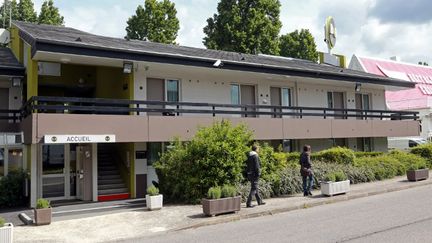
369, 0, 432, 24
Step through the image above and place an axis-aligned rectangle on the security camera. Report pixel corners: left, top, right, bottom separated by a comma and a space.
213, 59, 224, 68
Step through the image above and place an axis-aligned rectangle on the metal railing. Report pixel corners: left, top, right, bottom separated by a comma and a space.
0, 109, 21, 123
14, 96, 419, 121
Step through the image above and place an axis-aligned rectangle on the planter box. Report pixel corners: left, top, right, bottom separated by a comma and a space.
146, 194, 163, 210
0, 223, 13, 243
321, 180, 350, 196
202, 196, 241, 216
407, 169, 429, 181
34, 208, 52, 226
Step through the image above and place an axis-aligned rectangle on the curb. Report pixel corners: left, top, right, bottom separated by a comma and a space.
176, 179, 432, 231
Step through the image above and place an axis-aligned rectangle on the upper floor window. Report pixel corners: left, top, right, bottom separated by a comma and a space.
166, 80, 179, 102
282, 88, 291, 106
231, 84, 240, 105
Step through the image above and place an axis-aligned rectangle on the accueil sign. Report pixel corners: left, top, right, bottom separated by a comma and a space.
44, 135, 116, 144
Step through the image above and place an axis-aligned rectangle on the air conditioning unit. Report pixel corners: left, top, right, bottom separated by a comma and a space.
38, 62, 61, 76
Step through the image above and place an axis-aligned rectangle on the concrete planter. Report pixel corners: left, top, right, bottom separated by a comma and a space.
321, 180, 350, 196
202, 196, 241, 216
0, 223, 13, 243
407, 169, 429, 181
146, 194, 163, 210
34, 208, 52, 226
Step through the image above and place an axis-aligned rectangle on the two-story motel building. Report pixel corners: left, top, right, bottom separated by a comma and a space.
0, 21, 419, 207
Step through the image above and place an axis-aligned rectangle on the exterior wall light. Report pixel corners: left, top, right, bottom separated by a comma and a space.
11, 77, 21, 87
355, 83, 361, 92
123, 61, 133, 74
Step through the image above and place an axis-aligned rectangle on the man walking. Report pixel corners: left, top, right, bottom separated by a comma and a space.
300, 145, 314, 196
246, 145, 266, 208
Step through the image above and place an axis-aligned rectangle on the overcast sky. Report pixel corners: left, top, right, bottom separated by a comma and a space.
32, 0, 432, 65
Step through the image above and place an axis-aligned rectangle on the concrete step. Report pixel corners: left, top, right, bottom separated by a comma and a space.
98, 175, 121, 180
98, 178, 123, 185
98, 166, 118, 172
98, 188, 129, 195
98, 183, 126, 190
98, 170, 120, 176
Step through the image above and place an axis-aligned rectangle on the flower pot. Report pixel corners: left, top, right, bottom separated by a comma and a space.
0, 223, 13, 243
34, 208, 52, 226
321, 180, 350, 196
202, 196, 241, 216
407, 168, 429, 181
146, 194, 163, 210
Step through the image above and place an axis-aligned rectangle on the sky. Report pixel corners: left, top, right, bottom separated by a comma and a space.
30, 0, 432, 65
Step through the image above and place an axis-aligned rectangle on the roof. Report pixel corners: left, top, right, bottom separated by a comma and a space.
13, 21, 414, 88
0, 47, 25, 77
353, 55, 431, 110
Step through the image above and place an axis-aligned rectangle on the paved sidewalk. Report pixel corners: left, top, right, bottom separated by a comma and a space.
12, 174, 432, 243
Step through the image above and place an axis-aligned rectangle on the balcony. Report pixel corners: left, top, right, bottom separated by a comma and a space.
11, 96, 421, 143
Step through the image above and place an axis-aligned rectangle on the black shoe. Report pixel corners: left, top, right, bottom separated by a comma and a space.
246, 204, 255, 208
304, 192, 308, 197
308, 191, 313, 196
258, 201, 266, 206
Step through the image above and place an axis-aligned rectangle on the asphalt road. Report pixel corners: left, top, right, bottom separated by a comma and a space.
137, 184, 432, 243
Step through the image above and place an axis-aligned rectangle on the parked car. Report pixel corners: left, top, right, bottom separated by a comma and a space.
388, 137, 427, 151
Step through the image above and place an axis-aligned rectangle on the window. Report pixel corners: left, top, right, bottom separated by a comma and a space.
166, 80, 179, 102
357, 138, 372, 152
7, 148, 23, 172
282, 88, 291, 106
0, 148, 4, 177
148, 143, 162, 166
327, 92, 333, 109
231, 84, 240, 105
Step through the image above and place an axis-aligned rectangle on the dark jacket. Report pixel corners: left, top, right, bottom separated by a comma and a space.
300, 152, 312, 177
246, 151, 261, 181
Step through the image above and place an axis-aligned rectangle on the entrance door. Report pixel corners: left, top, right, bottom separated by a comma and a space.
240, 85, 256, 117
270, 87, 282, 118
76, 145, 93, 201
355, 94, 370, 120
328, 92, 345, 119
147, 78, 164, 116
41, 144, 67, 199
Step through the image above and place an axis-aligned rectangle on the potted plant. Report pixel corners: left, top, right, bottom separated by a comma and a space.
202, 185, 241, 216
321, 171, 350, 196
34, 198, 52, 226
146, 185, 163, 210
0, 217, 13, 243
407, 163, 429, 181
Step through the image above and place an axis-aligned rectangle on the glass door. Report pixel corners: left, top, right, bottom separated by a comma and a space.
42, 145, 66, 199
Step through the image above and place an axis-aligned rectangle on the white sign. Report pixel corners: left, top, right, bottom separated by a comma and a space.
44, 135, 116, 144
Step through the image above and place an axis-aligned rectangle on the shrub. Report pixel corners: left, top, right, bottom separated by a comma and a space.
272, 167, 303, 196
410, 143, 432, 167
0, 170, 28, 208
257, 143, 288, 188
315, 147, 355, 164
155, 121, 253, 203
0, 217, 5, 227
146, 185, 159, 196
324, 172, 336, 182
36, 198, 50, 209
221, 185, 237, 198
354, 151, 384, 158
389, 150, 427, 172
207, 186, 222, 199
236, 180, 272, 202
286, 152, 301, 166
334, 171, 347, 181
355, 155, 403, 180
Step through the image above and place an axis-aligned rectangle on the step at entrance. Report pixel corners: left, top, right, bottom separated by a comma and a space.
97, 144, 130, 201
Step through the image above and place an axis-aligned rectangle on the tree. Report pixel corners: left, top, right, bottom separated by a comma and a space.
279, 29, 318, 62
38, 0, 64, 26
0, 0, 19, 28
18, 0, 37, 23
203, 0, 282, 55
125, 0, 179, 44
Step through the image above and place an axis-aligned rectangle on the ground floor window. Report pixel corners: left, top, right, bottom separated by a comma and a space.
357, 138, 372, 152
0, 146, 24, 177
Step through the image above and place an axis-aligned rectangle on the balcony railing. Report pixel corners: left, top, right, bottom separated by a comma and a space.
0, 109, 21, 123
12, 96, 419, 121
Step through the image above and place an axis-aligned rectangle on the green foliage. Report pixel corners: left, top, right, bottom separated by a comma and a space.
207, 186, 221, 199
18, 0, 37, 22
334, 171, 347, 182
323, 172, 336, 182
355, 155, 404, 180
126, 0, 179, 44
155, 120, 253, 203
354, 151, 385, 158
286, 152, 300, 166
146, 185, 159, 196
203, 0, 282, 55
410, 143, 432, 167
38, 0, 64, 26
221, 185, 237, 198
279, 29, 318, 62
315, 147, 355, 165
0, 0, 19, 28
236, 180, 272, 202
258, 143, 287, 185
272, 167, 303, 196
36, 198, 50, 209
0, 217, 5, 227
0, 170, 28, 208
